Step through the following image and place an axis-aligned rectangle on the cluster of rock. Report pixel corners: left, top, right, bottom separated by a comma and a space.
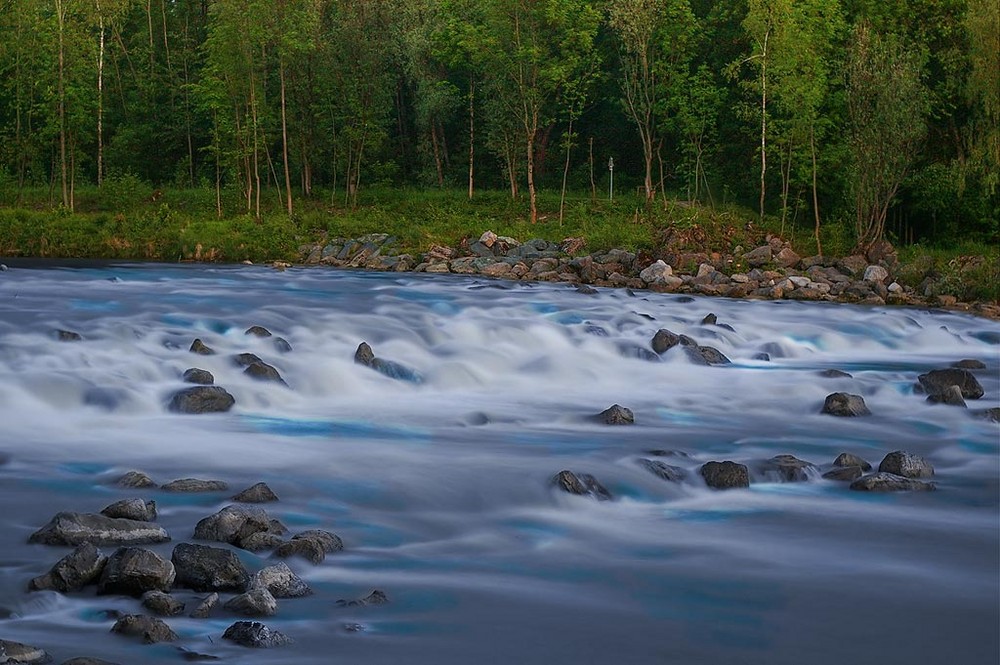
297, 232, 996, 314
8, 473, 386, 663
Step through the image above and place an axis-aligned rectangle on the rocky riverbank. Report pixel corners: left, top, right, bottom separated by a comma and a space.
297, 231, 1000, 319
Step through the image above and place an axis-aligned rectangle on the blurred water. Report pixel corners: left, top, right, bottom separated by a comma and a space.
0, 261, 997, 664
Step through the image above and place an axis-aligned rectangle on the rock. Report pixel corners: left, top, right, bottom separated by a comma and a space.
56, 329, 82, 341
700, 461, 750, 489
249, 563, 312, 598
775, 247, 801, 268
189, 592, 220, 618
172, 543, 250, 592
552, 470, 612, 500
596, 404, 634, 425
700, 313, 717, 325
162, 478, 228, 493
60, 659, 122, 665
636, 458, 684, 482
167, 386, 235, 414
193, 505, 273, 548
189, 339, 215, 355
354, 342, 423, 383
863, 265, 889, 284
290, 530, 343, 553
222, 621, 292, 648
757, 455, 817, 482
832, 453, 872, 471
245, 326, 272, 337
926, 384, 967, 407
182, 368, 214, 385
479, 230, 498, 247
337, 589, 388, 607
836, 255, 868, 277
29, 512, 170, 547
849, 472, 936, 492
878, 451, 934, 478
651, 329, 680, 354
819, 369, 853, 379
232, 353, 263, 367
273, 337, 293, 353
243, 362, 287, 385
110, 614, 178, 644
97, 547, 174, 597
822, 466, 865, 481
141, 590, 185, 616
233, 482, 279, 503
354, 342, 376, 366
0, 639, 51, 664
976, 407, 1000, 423
952, 359, 986, 369
29, 543, 107, 592
224, 587, 277, 617
917, 368, 984, 399
116, 470, 156, 488
821, 392, 871, 417
101, 499, 157, 522
175, 648, 220, 662
240, 532, 286, 552
273, 538, 327, 565
744, 245, 772, 267
687, 345, 731, 365
639, 260, 673, 284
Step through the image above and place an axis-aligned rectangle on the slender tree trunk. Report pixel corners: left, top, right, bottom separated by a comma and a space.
588, 137, 595, 202
468, 78, 475, 200
559, 116, 574, 226
146, 0, 155, 71
759, 29, 770, 224
57, 0, 69, 209
69, 133, 75, 212
280, 62, 293, 215
214, 112, 222, 218
160, 0, 171, 72
430, 124, 443, 187
526, 109, 538, 223
811, 126, 822, 256
97, 0, 105, 187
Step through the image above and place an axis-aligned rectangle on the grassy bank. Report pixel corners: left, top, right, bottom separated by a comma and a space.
0, 184, 996, 302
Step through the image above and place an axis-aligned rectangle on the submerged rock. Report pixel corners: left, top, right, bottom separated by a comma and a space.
552, 470, 612, 500
29, 512, 169, 547
162, 478, 228, 493
700, 461, 749, 489
245, 326, 272, 337
878, 451, 934, 478
917, 368, 984, 399
232, 352, 263, 367
222, 621, 292, 648
822, 466, 865, 481
171, 543, 250, 592
167, 386, 235, 414
951, 359, 986, 370
29, 543, 107, 592
56, 329, 82, 342
636, 458, 684, 482
832, 453, 872, 471
189, 592, 220, 619
926, 384, 967, 407
651, 329, 680, 354
849, 472, 936, 492
249, 563, 312, 598
182, 368, 214, 385
97, 547, 175, 597
110, 614, 178, 644
0, 639, 50, 664
757, 455, 817, 482
115, 471, 157, 489
233, 482, 279, 503
818, 369, 853, 379
353, 342, 423, 383
821, 392, 871, 417
273, 337, 293, 353
189, 338, 215, 355
337, 589, 388, 607
272, 530, 343, 565
60, 658, 123, 665
596, 404, 634, 425
141, 591, 185, 616
193, 505, 274, 549
224, 587, 277, 617
101, 499, 157, 522
243, 361, 287, 385
686, 345, 731, 365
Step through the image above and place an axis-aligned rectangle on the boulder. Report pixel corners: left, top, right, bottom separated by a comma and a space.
687, 345, 731, 365
97, 547, 175, 597
29, 542, 107, 592
249, 563, 312, 598
29, 512, 169, 547
863, 265, 889, 284
952, 359, 986, 370
849, 472, 936, 492
917, 368, 984, 399
141, 590, 185, 616
100, 499, 156, 522
57, 329, 83, 342
0, 639, 51, 664
832, 453, 872, 471
744, 246, 772, 267
193, 505, 273, 548
926, 384, 967, 407
552, 470, 612, 501
775, 247, 801, 268
272, 530, 342, 565
822, 466, 865, 481
162, 478, 228, 493
172, 543, 250, 592
700, 313, 717, 325
976, 407, 1000, 423
819, 369, 853, 379
290, 530, 343, 553
596, 404, 634, 425
243, 362, 287, 386
273, 337, 293, 353
115, 471, 156, 489
109, 614, 178, 644
224, 587, 277, 617
222, 621, 292, 648
757, 455, 817, 482
245, 326, 272, 337
878, 451, 934, 478
354, 342, 423, 383
639, 260, 673, 284
651, 329, 681, 354
233, 482, 279, 503
182, 368, 214, 385
700, 461, 750, 489
636, 458, 684, 482
189, 592, 220, 619
337, 589, 388, 607
167, 386, 235, 414
821, 392, 871, 417
189, 339, 215, 355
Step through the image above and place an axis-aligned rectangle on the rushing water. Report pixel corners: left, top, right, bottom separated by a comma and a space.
0, 260, 997, 664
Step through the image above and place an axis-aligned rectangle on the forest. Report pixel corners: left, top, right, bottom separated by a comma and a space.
0, 0, 996, 253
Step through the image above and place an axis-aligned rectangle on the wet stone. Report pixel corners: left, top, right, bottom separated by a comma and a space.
687, 345, 731, 365
222, 621, 292, 648
189, 592, 220, 619
596, 404, 634, 425
97, 547, 175, 597
233, 482, 279, 503
56, 329, 82, 342
193, 505, 273, 548
172, 543, 250, 593
116, 471, 157, 489
28, 512, 169, 547
29, 542, 107, 592
101, 499, 157, 522
189, 338, 215, 355
651, 329, 680, 354
182, 368, 214, 385
819, 369, 853, 379
167, 386, 235, 414
249, 563, 312, 598
821, 392, 871, 417
833, 453, 872, 471
0, 639, 50, 664
245, 326, 272, 337
273, 537, 327, 565
110, 614, 178, 644
61, 659, 123, 665
243, 361, 287, 385
822, 466, 865, 482
232, 353, 263, 367
224, 587, 277, 617
951, 359, 986, 370
552, 470, 612, 501
337, 589, 388, 607
926, 384, 967, 407
878, 451, 934, 479
700, 461, 750, 489
141, 590, 185, 616
273, 337, 293, 353
758, 455, 817, 482
849, 472, 936, 492
636, 458, 685, 482
917, 368, 984, 400
162, 478, 228, 493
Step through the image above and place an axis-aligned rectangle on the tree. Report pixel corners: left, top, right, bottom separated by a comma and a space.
846, 22, 928, 250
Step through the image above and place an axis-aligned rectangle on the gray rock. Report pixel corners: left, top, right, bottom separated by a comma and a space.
189, 592, 220, 618
0, 639, 50, 664
115, 471, 156, 488
863, 265, 889, 283
243, 362, 287, 385
56, 329, 82, 342
273, 538, 327, 565
819, 369, 853, 379
60, 659, 122, 665
162, 478, 229, 493
552, 470, 612, 501
182, 368, 214, 385
172, 543, 250, 592
757, 455, 817, 482
917, 368, 984, 399
167, 386, 235, 414
849, 472, 936, 492
926, 384, 967, 407
97, 547, 175, 597
744, 246, 772, 267
951, 359, 986, 370
193, 505, 272, 548
290, 530, 342, 554
337, 589, 388, 607
354, 342, 376, 367
222, 621, 292, 648
822, 466, 865, 481
273, 337, 293, 353
596, 404, 634, 425
832, 453, 872, 471
29, 512, 169, 547
636, 458, 684, 482
232, 353, 263, 367
687, 345, 731, 365
141, 590, 185, 616
245, 326, 272, 337
700, 313, 717, 325
225, 587, 277, 617
110, 614, 178, 643
651, 329, 680, 354
976, 407, 1000, 423
101, 499, 156, 522
239, 532, 285, 552
233, 482, 279, 503
249, 563, 312, 598
189, 339, 215, 355
821, 392, 871, 417
639, 260, 673, 284
700, 461, 750, 489
878, 451, 934, 478
29, 542, 107, 592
